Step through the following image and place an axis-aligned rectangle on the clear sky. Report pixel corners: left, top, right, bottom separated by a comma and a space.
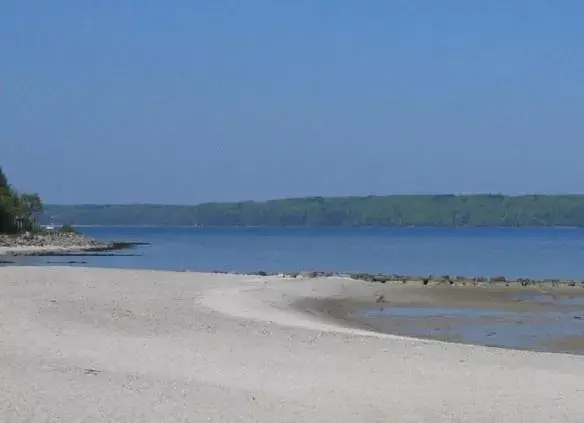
1, 1, 583, 204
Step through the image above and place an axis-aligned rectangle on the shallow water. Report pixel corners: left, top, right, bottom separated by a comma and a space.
361, 307, 517, 318
510, 293, 584, 307
355, 292, 584, 354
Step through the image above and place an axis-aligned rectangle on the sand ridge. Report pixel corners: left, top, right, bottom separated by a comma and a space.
1, 266, 584, 422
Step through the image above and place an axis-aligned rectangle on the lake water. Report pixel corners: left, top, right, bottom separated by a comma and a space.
9, 227, 584, 279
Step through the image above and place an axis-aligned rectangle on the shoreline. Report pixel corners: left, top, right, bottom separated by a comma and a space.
3, 251, 584, 288
0, 245, 105, 256
0, 232, 145, 257
210, 269, 584, 289
1, 266, 584, 421
0, 242, 144, 256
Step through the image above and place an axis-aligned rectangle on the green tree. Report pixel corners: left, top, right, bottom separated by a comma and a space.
38, 194, 584, 227
19, 192, 43, 230
0, 167, 44, 233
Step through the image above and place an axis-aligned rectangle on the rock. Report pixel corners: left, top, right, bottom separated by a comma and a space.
0, 231, 108, 254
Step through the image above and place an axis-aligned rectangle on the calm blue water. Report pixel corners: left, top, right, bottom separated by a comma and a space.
10, 227, 584, 279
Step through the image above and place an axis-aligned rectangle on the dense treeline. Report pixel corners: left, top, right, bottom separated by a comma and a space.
42, 194, 584, 227
0, 167, 43, 233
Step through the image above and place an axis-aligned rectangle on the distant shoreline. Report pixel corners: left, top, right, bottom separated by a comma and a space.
41, 194, 584, 227
46, 224, 584, 230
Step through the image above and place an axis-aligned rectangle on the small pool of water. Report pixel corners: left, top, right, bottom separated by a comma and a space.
361, 307, 516, 318
354, 304, 584, 354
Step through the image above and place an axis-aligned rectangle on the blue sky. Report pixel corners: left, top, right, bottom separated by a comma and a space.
1, 1, 583, 204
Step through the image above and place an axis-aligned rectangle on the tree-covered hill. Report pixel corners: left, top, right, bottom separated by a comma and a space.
41, 194, 584, 227
0, 167, 43, 233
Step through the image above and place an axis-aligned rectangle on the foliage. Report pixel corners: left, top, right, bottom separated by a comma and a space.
58, 224, 79, 234
41, 194, 584, 227
0, 167, 44, 233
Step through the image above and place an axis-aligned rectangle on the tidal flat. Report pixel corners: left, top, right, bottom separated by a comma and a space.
298, 281, 584, 355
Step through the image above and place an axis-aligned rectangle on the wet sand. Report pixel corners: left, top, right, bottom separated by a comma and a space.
2, 267, 584, 422
299, 281, 584, 355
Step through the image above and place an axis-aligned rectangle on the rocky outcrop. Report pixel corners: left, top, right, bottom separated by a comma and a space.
0, 231, 119, 256
0, 231, 100, 249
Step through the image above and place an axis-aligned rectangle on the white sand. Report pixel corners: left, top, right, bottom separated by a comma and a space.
1, 267, 583, 422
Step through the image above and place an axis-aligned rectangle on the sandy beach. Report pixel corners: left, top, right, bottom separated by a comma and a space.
1, 267, 584, 422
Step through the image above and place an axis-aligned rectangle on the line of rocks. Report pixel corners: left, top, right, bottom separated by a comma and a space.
209, 269, 584, 288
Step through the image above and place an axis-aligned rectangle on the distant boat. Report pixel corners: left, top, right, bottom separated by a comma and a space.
42, 219, 61, 231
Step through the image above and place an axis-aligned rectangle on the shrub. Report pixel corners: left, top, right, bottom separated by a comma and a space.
490, 275, 507, 283
58, 224, 79, 234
